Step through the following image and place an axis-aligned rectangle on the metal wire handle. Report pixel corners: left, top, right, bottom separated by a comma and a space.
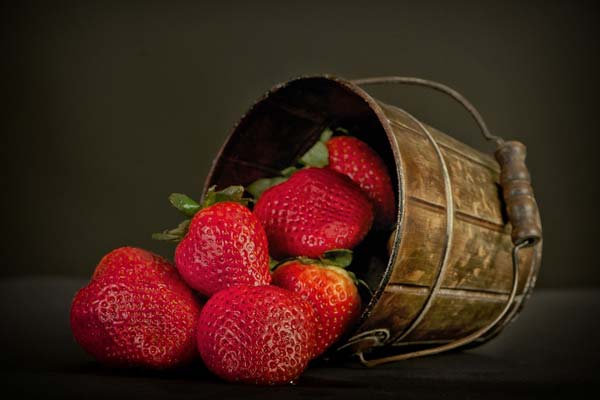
350, 76, 540, 366
351, 76, 505, 147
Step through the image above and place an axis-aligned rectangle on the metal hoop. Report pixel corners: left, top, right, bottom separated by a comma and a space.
383, 106, 455, 345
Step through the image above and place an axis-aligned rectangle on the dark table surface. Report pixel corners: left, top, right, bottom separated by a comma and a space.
1, 276, 599, 399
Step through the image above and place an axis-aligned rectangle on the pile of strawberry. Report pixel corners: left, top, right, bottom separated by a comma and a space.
70, 129, 395, 385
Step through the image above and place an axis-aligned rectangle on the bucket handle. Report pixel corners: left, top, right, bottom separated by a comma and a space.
352, 76, 542, 248
350, 77, 542, 366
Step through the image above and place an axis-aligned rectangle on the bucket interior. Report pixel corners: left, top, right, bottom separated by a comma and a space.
205, 76, 400, 312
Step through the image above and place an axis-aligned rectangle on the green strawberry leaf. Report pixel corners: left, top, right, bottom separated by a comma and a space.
321, 249, 353, 268
152, 219, 190, 242
247, 166, 299, 201
299, 140, 329, 168
247, 127, 348, 201
246, 177, 288, 200
169, 193, 201, 217
203, 185, 251, 208
320, 127, 334, 142
156, 186, 251, 245
297, 126, 352, 168
168, 186, 250, 218
269, 256, 301, 271
269, 257, 280, 271
280, 166, 298, 177
298, 127, 335, 168
296, 256, 321, 265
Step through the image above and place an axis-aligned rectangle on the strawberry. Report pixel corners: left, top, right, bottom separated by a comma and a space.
197, 285, 317, 385
154, 186, 271, 297
326, 135, 396, 229
271, 250, 362, 356
175, 202, 271, 296
70, 249, 201, 369
252, 167, 373, 259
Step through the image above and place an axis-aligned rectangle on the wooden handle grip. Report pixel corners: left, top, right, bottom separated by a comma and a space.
495, 141, 542, 247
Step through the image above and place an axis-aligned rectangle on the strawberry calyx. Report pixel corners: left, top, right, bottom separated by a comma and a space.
272, 248, 371, 293
268, 257, 280, 270
297, 127, 334, 168
202, 185, 251, 208
298, 126, 349, 168
246, 127, 348, 201
282, 249, 369, 295
272, 248, 360, 284
319, 248, 353, 268
152, 185, 251, 242
246, 167, 296, 200
270, 248, 352, 271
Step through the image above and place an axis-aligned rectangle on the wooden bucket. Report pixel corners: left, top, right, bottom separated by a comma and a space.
204, 76, 543, 366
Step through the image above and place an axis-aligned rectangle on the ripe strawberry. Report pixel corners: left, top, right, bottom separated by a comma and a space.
70, 250, 201, 369
154, 187, 271, 297
272, 253, 362, 357
175, 201, 270, 296
253, 167, 373, 259
197, 285, 317, 385
326, 135, 396, 229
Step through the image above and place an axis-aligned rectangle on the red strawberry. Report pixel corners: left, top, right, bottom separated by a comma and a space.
326, 135, 396, 229
175, 201, 270, 296
197, 285, 317, 385
154, 187, 271, 297
70, 250, 201, 369
253, 167, 373, 259
272, 254, 362, 357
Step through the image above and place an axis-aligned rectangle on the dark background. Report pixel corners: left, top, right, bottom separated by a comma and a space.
2, 0, 599, 288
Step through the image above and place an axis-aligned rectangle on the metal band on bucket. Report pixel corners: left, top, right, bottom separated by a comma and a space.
383, 107, 455, 345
